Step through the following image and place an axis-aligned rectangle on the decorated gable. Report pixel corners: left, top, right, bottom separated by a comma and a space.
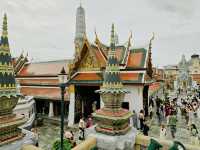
78, 47, 101, 71
69, 39, 106, 76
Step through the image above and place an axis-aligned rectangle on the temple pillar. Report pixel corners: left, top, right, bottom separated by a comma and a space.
68, 85, 75, 127
48, 101, 54, 117
100, 97, 104, 108
100, 86, 104, 108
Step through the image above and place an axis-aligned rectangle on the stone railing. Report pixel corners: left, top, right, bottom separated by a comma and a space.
21, 145, 43, 150
135, 134, 200, 150
72, 137, 97, 150
21, 137, 97, 150
21, 134, 200, 150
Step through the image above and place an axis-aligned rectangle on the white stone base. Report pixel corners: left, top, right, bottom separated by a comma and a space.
1, 129, 36, 150
86, 126, 137, 150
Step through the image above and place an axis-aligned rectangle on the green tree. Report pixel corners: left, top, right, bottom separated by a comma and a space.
52, 139, 72, 150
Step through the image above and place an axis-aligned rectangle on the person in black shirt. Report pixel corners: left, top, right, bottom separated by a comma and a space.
143, 120, 150, 136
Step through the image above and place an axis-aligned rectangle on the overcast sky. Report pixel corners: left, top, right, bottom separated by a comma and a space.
0, 0, 200, 67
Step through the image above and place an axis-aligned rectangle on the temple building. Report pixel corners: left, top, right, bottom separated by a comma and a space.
14, 4, 154, 126
15, 60, 70, 118
164, 54, 200, 90
176, 55, 192, 90
66, 4, 154, 126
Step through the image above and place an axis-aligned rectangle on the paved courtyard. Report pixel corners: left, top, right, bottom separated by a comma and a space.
37, 91, 200, 149
147, 91, 200, 145
148, 108, 200, 145
37, 122, 79, 150
37, 113, 200, 149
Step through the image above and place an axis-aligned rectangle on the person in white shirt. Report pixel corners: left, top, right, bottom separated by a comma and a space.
79, 117, 86, 140
159, 124, 167, 140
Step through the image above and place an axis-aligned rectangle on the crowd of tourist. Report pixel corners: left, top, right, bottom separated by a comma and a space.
61, 86, 200, 146
132, 86, 200, 145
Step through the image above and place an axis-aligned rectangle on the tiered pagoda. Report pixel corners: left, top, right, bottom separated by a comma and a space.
0, 14, 26, 145
92, 24, 132, 135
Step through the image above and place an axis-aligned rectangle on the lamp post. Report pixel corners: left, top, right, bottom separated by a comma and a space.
58, 67, 68, 150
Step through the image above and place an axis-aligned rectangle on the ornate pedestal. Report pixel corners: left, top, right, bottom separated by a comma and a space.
0, 96, 26, 145
93, 90, 132, 135
93, 108, 132, 135
0, 114, 26, 145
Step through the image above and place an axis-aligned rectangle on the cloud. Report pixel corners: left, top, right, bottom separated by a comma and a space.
0, 0, 199, 67
148, 0, 197, 17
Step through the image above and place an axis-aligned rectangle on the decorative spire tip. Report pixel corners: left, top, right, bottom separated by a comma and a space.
110, 23, 115, 46
2, 13, 8, 36
80, 0, 82, 7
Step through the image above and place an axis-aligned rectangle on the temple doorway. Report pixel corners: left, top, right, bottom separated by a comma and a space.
74, 85, 100, 122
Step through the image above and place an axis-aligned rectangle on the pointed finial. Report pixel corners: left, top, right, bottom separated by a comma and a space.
2, 13, 8, 37
150, 32, 155, 43
83, 31, 87, 40
149, 32, 155, 50
94, 27, 97, 37
110, 23, 115, 49
60, 66, 66, 74
128, 30, 133, 47
129, 31, 133, 39
80, 0, 82, 7
26, 52, 28, 57
94, 28, 100, 43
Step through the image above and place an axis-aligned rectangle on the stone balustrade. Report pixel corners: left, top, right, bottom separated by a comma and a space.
135, 134, 200, 150
72, 137, 97, 150
21, 145, 43, 150
21, 134, 200, 150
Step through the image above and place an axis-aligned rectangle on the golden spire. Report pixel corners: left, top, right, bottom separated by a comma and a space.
2, 13, 8, 37
110, 23, 115, 50
94, 28, 100, 44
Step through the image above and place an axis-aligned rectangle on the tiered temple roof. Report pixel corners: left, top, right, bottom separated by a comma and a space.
68, 28, 154, 85
15, 60, 70, 101
15, 26, 154, 101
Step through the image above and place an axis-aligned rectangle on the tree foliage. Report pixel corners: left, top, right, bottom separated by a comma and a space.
52, 139, 72, 150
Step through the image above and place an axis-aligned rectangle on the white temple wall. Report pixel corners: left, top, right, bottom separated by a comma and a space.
123, 85, 144, 114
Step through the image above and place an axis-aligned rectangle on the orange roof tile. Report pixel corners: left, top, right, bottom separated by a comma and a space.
73, 73, 102, 81
93, 47, 106, 66
18, 79, 58, 85
18, 60, 70, 76
120, 73, 139, 81
191, 74, 200, 84
20, 86, 68, 101
127, 52, 143, 68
